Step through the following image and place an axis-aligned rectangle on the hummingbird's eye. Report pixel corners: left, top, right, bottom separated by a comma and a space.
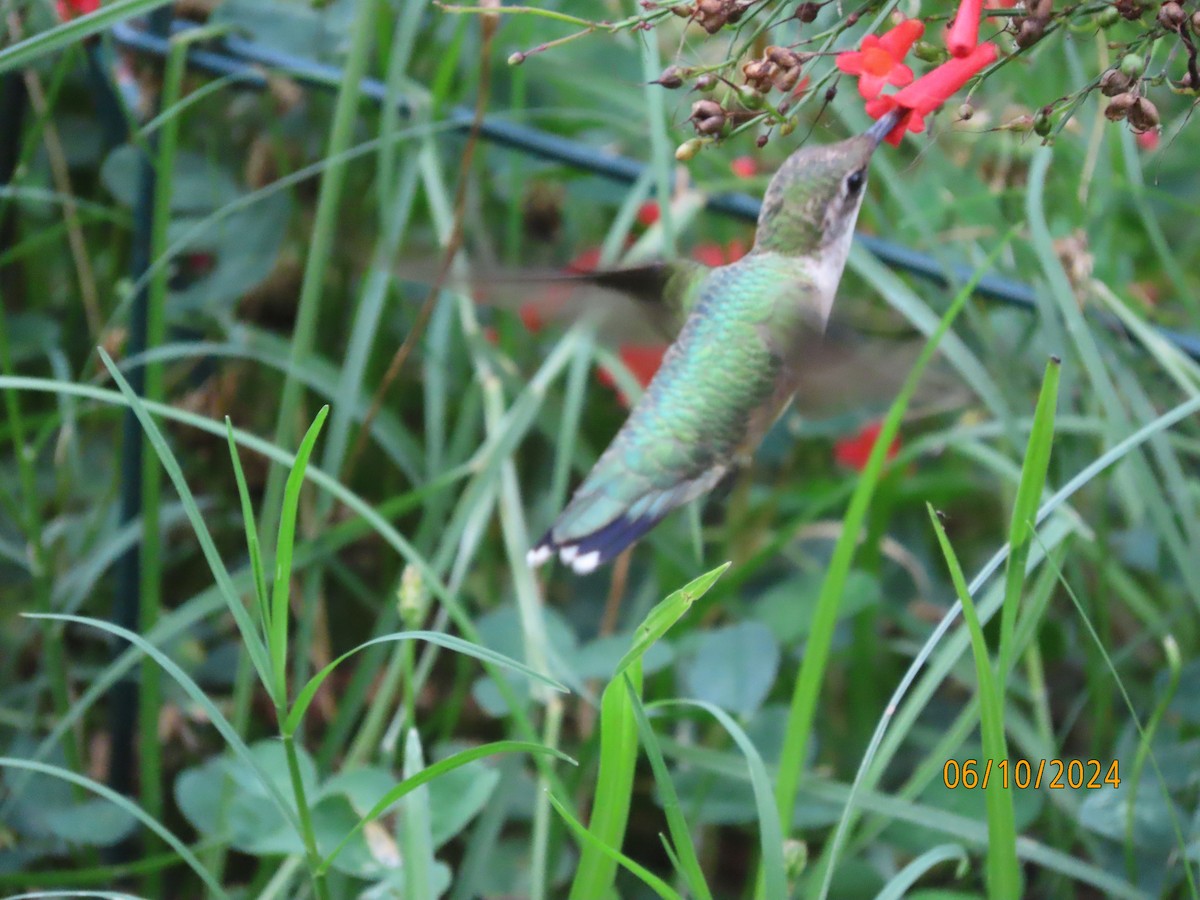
846, 168, 866, 195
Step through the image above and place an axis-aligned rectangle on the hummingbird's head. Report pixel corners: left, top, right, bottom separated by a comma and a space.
752, 111, 899, 256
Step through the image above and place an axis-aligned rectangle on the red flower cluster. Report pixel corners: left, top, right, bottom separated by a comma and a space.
866, 43, 997, 145
837, 7, 998, 146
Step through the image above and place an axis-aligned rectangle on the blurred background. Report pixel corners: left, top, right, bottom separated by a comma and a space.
2, 0, 1199, 897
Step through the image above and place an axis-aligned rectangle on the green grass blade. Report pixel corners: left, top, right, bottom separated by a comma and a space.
550, 790, 684, 900
569, 665, 645, 900
225, 419, 271, 642
285, 630, 568, 736
626, 682, 714, 900
614, 563, 730, 676
997, 357, 1061, 684
873, 843, 969, 899
927, 505, 1020, 898
661, 699, 787, 900
269, 406, 329, 701
400, 728, 435, 900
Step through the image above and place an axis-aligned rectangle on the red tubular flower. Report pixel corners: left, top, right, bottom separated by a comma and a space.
866, 42, 997, 145
833, 421, 899, 471
946, 0, 985, 57
835, 18, 925, 99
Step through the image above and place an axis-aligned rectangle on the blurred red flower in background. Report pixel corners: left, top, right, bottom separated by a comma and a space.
56, 0, 99, 20
834, 421, 900, 471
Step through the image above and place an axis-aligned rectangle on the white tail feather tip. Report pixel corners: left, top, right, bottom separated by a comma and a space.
526, 545, 553, 567
570, 550, 601, 574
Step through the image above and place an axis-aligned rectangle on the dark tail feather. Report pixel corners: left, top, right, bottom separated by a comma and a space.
527, 511, 665, 574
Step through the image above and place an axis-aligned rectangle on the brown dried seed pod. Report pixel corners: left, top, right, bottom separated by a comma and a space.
795, 1, 819, 22
690, 98, 727, 134
743, 59, 774, 83
1033, 0, 1054, 19
1129, 96, 1160, 130
1193, 9, 1200, 31
655, 65, 685, 89
1115, 0, 1144, 18
1104, 92, 1137, 119
773, 66, 802, 92
1016, 17, 1046, 47
1100, 67, 1134, 96
766, 45, 800, 68
1156, 1, 1186, 29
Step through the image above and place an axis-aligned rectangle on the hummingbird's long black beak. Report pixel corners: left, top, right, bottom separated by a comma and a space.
865, 107, 905, 147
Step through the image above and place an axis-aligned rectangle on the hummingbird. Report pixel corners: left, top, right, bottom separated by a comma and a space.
526, 110, 903, 574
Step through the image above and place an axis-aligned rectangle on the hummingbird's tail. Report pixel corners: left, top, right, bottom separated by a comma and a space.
527, 466, 726, 574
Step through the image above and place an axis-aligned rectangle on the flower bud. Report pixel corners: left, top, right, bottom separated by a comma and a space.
1119, 54, 1144, 78
783, 839, 808, 881
913, 41, 947, 63
1034, 109, 1053, 135
508, 51, 526, 66
1097, 4, 1121, 25
1104, 92, 1137, 120
695, 74, 717, 92
675, 138, 702, 161
737, 85, 765, 108
756, 133, 769, 147
958, 102, 974, 120
1193, 9, 1200, 30
397, 564, 429, 628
